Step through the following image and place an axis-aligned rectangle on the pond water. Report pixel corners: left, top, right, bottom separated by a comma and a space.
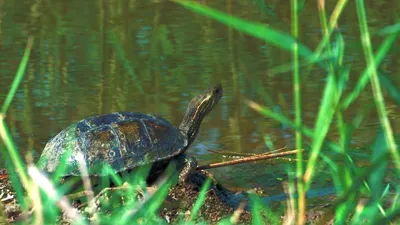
0, 0, 399, 195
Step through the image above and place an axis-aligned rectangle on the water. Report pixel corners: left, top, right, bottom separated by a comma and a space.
0, 0, 399, 193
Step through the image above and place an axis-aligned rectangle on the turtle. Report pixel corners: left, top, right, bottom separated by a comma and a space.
37, 84, 223, 185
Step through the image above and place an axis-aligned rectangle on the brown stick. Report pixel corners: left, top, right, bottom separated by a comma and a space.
197, 149, 302, 170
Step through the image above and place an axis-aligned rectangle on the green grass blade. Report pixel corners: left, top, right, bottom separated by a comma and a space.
356, 0, 400, 171
378, 72, 400, 105
174, 0, 315, 60
28, 167, 87, 225
377, 22, 400, 36
101, 164, 124, 186
124, 180, 171, 224
121, 163, 176, 224
291, 0, 305, 223
217, 218, 233, 225
0, 36, 34, 191
268, 52, 333, 76
304, 73, 340, 190
1, 37, 34, 114
0, 37, 34, 210
190, 178, 211, 221
0, 148, 27, 209
250, 194, 262, 225
246, 100, 342, 153
341, 33, 398, 109
368, 131, 388, 201
0, 116, 30, 207
310, 0, 348, 68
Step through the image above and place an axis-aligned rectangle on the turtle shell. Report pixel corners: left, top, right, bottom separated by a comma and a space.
37, 112, 188, 176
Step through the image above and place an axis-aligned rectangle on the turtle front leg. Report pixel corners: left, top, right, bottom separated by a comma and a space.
176, 154, 197, 185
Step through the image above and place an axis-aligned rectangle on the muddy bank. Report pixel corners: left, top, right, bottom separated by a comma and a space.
1, 168, 337, 224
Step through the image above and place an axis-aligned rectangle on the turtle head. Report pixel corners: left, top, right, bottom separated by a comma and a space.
179, 84, 223, 149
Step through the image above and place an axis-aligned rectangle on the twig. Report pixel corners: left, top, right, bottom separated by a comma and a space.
197, 149, 302, 170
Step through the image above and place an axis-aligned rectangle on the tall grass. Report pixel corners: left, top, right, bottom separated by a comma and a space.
290, 0, 305, 224
0, 37, 34, 209
175, 0, 399, 224
355, 0, 399, 169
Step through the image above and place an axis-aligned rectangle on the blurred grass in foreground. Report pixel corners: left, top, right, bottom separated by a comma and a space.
177, 0, 399, 224
0, 0, 399, 224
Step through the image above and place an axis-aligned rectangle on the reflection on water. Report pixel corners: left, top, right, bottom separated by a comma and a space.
0, 0, 399, 191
